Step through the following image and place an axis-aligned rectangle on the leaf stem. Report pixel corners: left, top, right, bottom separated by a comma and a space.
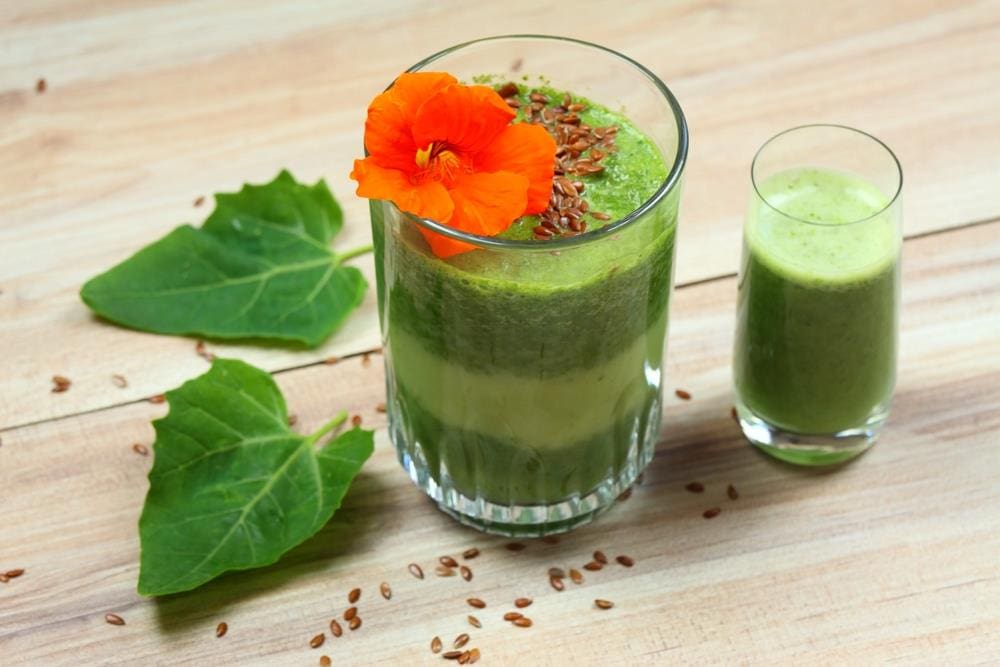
335, 244, 374, 264
305, 411, 348, 445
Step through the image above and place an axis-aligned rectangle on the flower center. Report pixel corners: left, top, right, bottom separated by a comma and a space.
415, 141, 464, 184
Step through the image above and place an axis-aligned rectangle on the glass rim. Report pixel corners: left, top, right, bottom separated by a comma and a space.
383, 33, 688, 251
750, 123, 903, 227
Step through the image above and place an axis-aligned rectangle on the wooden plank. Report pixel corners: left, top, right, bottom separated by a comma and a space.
2, 2, 999, 428
1, 221, 998, 664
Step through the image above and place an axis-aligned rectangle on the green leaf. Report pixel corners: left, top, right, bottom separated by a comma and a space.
80, 170, 370, 348
137, 358, 374, 597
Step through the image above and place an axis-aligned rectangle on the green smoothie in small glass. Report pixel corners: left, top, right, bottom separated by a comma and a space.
734, 154, 901, 465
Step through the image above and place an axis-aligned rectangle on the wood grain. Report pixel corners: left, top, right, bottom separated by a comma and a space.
2, 222, 998, 665
2, 0, 1000, 427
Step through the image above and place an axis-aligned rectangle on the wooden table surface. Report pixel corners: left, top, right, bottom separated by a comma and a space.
2, 1, 999, 664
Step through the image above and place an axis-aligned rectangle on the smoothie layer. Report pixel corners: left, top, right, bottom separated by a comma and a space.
735, 167, 899, 434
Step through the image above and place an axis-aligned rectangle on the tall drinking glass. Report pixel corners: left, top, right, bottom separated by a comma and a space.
369, 36, 688, 535
734, 125, 902, 466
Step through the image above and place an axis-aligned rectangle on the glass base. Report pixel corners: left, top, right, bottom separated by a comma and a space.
389, 402, 659, 538
736, 400, 887, 466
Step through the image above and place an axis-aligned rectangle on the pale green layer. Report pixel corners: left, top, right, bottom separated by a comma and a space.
747, 168, 898, 285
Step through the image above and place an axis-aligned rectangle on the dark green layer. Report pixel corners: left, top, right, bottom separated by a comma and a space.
392, 377, 659, 505
734, 252, 898, 433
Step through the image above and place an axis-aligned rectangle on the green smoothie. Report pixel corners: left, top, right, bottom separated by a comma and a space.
372, 88, 678, 517
734, 167, 900, 436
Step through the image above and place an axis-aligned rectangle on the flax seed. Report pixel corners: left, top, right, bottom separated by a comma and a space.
149, 394, 166, 404
616, 555, 635, 567
458, 651, 471, 665
287, 414, 298, 426
514, 597, 532, 608
503, 612, 523, 621
583, 561, 603, 571
310, 633, 325, 648
380, 581, 391, 600
324, 356, 340, 365
343, 607, 357, 621
731, 406, 738, 421
376, 402, 387, 413
111, 374, 128, 388
618, 487, 633, 501
727, 484, 739, 500
569, 569, 583, 584
215, 622, 228, 637
350, 415, 362, 427
590, 211, 610, 221
467, 598, 486, 609
36, 78, 47, 94
497, 82, 519, 99
541, 535, 560, 544
195, 340, 214, 361
104, 613, 125, 626
439, 556, 458, 568
132, 443, 149, 456
453, 633, 470, 649
462, 547, 480, 560
703, 507, 721, 519
549, 575, 565, 592
320, 656, 331, 667
6, 569, 24, 578
675, 388, 692, 400
408, 563, 424, 579
547, 567, 565, 578
349, 617, 361, 631
469, 648, 481, 663
467, 615, 481, 628
460, 566, 473, 581
593, 550, 608, 564
513, 617, 533, 628
348, 588, 361, 604
51, 375, 71, 393
330, 619, 343, 637
443, 651, 463, 660
595, 599, 614, 610
0, 575, 8, 583
193, 196, 205, 207
431, 636, 443, 653
361, 352, 371, 367
685, 482, 705, 493
505, 542, 526, 551
435, 565, 456, 577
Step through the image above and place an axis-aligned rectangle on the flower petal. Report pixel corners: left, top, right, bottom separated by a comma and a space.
418, 171, 529, 258
412, 85, 515, 156
350, 158, 454, 222
364, 72, 458, 172
475, 123, 556, 214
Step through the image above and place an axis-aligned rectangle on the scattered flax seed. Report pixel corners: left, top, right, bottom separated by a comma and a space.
583, 561, 603, 571
469, 648, 481, 663
462, 547, 480, 560
547, 567, 565, 578
132, 443, 149, 456
215, 622, 228, 638
685, 482, 705, 493
361, 353, 371, 367
676, 388, 694, 401
593, 550, 608, 564
111, 374, 128, 388
549, 575, 565, 592
458, 651, 472, 665
541, 535, 560, 545
0, 575, 8, 583
514, 597, 532, 608
104, 613, 125, 626
453, 633, 470, 649
324, 356, 340, 365
439, 555, 458, 568
467, 615, 481, 628
195, 340, 214, 361
442, 651, 463, 660
343, 607, 357, 622
36, 78, 47, 93
287, 414, 298, 426
731, 406, 738, 422
569, 568, 583, 584
310, 633, 325, 648
703, 507, 721, 519
349, 617, 361, 631
616, 555, 635, 567
51, 375, 71, 393
5, 569, 24, 578
320, 656, 332, 667
193, 196, 205, 207
460, 565, 473, 581
512, 617, 533, 628
617, 487, 633, 501
435, 564, 456, 577
727, 484, 739, 500
467, 598, 486, 609
431, 636, 443, 654
590, 211, 611, 221
379, 581, 391, 600
505, 542, 526, 551
149, 394, 166, 404
375, 402, 387, 413
329, 619, 343, 637
408, 563, 424, 579
497, 82, 519, 99
510, 57, 524, 72
595, 599, 614, 610
350, 415, 362, 427
348, 588, 361, 604
503, 612, 523, 621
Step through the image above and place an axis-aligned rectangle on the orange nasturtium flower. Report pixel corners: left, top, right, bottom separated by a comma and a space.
350, 72, 556, 257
